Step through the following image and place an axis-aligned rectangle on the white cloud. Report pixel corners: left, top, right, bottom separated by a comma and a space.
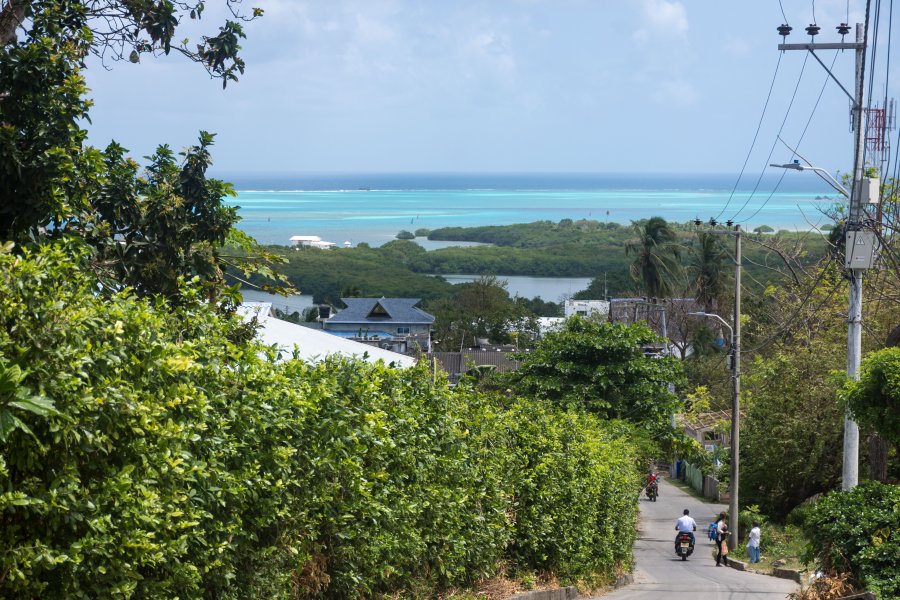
651, 78, 698, 107
634, 0, 688, 43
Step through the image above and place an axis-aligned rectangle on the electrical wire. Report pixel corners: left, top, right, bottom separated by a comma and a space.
714, 52, 783, 221
812, 0, 817, 24
738, 52, 841, 224
729, 52, 809, 222
881, 0, 893, 178
864, 0, 880, 181
848, 0, 873, 224
778, 0, 789, 24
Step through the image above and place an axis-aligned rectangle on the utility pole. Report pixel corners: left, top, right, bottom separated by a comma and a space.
777, 20, 869, 490
731, 225, 741, 550
843, 23, 867, 491
690, 222, 741, 549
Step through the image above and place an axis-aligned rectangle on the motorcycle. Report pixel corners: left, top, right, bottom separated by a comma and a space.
646, 480, 658, 502
675, 531, 695, 561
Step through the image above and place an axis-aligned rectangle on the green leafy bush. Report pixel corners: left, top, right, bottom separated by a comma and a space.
741, 343, 845, 518
842, 347, 900, 444
802, 482, 900, 599
503, 401, 641, 581
0, 241, 644, 598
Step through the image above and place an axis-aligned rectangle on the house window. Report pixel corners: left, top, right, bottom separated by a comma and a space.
397, 327, 410, 334
703, 431, 718, 442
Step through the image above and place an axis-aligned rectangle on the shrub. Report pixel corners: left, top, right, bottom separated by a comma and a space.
0, 241, 644, 598
396, 229, 416, 240
842, 347, 900, 444
503, 402, 641, 582
802, 482, 900, 599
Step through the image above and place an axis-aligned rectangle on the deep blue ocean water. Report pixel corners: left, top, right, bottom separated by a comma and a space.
223, 172, 841, 246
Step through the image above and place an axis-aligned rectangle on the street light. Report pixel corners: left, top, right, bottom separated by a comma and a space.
770, 161, 850, 197
688, 311, 733, 344
689, 310, 740, 551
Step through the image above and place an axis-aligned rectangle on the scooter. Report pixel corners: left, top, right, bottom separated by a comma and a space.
675, 532, 695, 561
646, 481, 658, 502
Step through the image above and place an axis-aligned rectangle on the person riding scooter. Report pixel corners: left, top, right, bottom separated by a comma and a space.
675, 508, 697, 549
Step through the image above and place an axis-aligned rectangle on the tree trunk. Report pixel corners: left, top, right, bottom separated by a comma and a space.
0, 1, 26, 46
868, 433, 889, 483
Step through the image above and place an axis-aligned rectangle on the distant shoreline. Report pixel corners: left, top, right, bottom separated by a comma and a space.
229, 173, 839, 246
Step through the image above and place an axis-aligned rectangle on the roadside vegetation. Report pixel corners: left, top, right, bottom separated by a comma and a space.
0, 3, 678, 596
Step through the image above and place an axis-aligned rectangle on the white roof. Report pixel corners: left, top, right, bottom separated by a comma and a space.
289, 235, 322, 242
240, 307, 416, 368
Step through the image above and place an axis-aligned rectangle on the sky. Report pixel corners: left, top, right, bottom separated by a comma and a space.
81, 1, 892, 176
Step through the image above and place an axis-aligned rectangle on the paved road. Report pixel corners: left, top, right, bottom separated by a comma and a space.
588, 478, 798, 599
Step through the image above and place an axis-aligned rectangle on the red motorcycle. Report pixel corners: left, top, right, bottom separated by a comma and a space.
646, 480, 658, 502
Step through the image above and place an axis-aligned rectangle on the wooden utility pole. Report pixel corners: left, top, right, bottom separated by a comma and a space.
730, 225, 741, 550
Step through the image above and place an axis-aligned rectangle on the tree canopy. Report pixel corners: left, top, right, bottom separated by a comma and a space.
506, 316, 685, 432
1, 0, 259, 85
0, 0, 284, 304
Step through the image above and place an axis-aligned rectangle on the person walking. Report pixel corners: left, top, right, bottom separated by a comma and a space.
747, 521, 761, 564
714, 512, 729, 567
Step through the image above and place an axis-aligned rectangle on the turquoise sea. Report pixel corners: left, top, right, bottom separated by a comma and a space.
225, 173, 841, 247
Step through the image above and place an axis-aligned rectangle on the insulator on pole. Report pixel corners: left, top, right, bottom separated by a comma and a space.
777, 24, 793, 39
836, 22, 852, 36
709, 218, 718, 226
806, 24, 821, 37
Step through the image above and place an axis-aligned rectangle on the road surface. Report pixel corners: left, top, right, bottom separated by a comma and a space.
589, 477, 798, 599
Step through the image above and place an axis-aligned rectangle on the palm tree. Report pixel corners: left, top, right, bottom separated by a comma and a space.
688, 231, 731, 313
625, 217, 682, 298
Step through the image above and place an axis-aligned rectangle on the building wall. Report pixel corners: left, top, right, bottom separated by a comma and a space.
324, 322, 431, 336
564, 299, 610, 318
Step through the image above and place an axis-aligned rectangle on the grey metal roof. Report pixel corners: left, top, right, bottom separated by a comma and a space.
327, 298, 435, 325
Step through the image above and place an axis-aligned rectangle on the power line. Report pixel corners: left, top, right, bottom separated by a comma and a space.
714, 53, 784, 221
778, 0, 789, 24
730, 52, 810, 222
739, 52, 840, 224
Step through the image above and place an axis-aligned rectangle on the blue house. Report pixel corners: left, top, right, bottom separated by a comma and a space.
323, 298, 435, 353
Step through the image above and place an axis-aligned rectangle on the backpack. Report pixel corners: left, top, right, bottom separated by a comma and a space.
708, 522, 718, 541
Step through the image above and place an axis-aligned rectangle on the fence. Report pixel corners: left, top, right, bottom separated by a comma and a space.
680, 461, 722, 502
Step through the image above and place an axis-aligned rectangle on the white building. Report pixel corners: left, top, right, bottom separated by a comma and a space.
564, 299, 610, 319
289, 235, 336, 249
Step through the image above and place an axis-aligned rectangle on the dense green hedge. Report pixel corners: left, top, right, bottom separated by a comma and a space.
803, 482, 900, 599
0, 241, 642, 598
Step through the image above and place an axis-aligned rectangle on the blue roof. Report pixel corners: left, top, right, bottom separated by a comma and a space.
327, 298, 435, 325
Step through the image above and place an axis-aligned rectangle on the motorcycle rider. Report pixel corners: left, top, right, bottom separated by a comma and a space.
646, 470, 659, 498
675, 508, 697, 550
